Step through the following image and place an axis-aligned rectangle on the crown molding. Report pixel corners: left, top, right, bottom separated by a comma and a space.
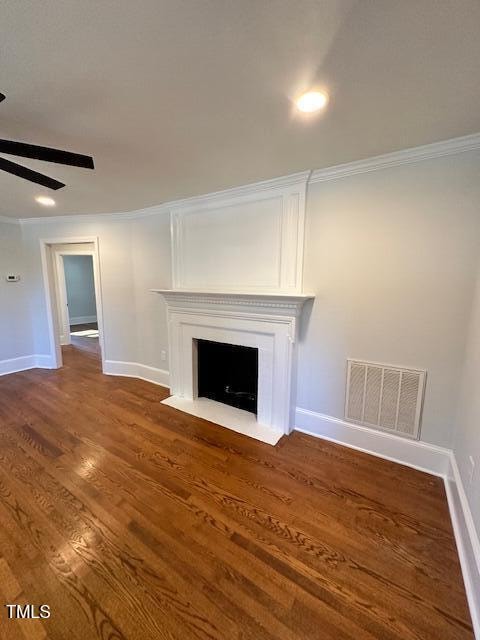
168, 171, 311, 213
15, 132, 480, 225
18, 172, 311, 226
309, 133, 480, 184
18, 204, 171, 226
0, 215, 20, 224
19, 212, 126, 225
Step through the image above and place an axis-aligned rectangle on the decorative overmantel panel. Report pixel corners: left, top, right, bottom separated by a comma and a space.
152, 289, 313, 444
169, 171, 310, 294
156, 173, 312, 443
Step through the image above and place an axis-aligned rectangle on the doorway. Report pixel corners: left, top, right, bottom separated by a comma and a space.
61, 253, 100, 355
40, 237, 105, 370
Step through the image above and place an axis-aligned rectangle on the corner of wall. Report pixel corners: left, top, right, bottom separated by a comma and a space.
445, 454, 480, 638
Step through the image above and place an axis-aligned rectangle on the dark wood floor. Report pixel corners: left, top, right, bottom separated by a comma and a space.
70, 322, 98, 332
0, 340, 473, 639
69, 322, 100, 355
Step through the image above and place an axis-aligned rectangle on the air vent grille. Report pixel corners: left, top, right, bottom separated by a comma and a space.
345, 360, 426, 439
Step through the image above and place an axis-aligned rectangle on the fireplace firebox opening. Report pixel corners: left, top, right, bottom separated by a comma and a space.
196, 339, 258, 414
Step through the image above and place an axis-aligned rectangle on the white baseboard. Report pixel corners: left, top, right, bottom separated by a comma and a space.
0, 356, 168, 386
34, 354, 56, 369
0, 355, 37, 376
445, 454, 480, 638
0, 354, 57, 376
70, 315, 97, 325
295, 408, 451, 477
295, 407, 479, 637
103, 359, 169, 388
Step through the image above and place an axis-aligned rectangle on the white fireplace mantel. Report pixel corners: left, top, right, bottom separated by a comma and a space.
152, 289, 313, 444
151, 289, 312, 316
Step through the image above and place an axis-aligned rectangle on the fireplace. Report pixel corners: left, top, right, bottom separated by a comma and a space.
151, 171, 313, 444
152, 289, 313, 445
197, 339, 258, 414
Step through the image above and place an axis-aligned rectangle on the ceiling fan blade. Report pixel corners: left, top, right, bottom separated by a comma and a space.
0, 157, 65, 190
0, 139, 94, 169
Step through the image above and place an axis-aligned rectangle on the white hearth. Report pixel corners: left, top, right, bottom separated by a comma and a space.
152, 290, 313, 445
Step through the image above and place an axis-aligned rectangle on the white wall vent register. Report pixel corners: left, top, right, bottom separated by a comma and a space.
345, 359, 426, 439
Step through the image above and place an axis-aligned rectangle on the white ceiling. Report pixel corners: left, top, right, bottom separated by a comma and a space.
1, 0, 479, 218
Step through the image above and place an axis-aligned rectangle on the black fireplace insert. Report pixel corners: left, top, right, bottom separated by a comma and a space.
197, 339, 258, 414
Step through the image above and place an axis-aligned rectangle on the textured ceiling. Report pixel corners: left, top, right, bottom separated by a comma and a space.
1, 0, 479, 218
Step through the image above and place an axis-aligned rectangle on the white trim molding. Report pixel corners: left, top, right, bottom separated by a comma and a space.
151, 289, 313, 314
103, 360, 170, 388
295, 408, 451, 477
0, 355, 37, 376
39, 236, 106, 372
170, 172, 309, 294
18, 205, 171, 226
0, 354, 57, 376
169, 170, 310, 212
0, 215, 20, 224
445, 454, 480, 639
1, 355, 165, 383
15, 132, 480, 225
310, 133, 480, 184
34, 354, 56, 369
70, 315, 98, 325
154, 290, 313, 441
17, 172, 310, 226
295, 407, 480, 636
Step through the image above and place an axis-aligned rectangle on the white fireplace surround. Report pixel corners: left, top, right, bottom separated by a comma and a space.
151, 172, 313, 444
152, 290, 313, 444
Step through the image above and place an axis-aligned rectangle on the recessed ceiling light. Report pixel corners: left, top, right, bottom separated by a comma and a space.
35, 195, 56, 207
295, 90, 329, 113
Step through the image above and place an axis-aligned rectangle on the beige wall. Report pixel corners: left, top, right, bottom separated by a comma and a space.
21, 219, 138, 363
131, 213, 171, 370
5, 149, 480, 451
297, 151, 480, 448
18, 213, 172, 369
0, 220, 33, 360
63, 254, 97, 321
454, 254, 480, 532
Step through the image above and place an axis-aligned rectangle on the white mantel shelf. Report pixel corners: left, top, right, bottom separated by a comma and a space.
151, 289, 314, 316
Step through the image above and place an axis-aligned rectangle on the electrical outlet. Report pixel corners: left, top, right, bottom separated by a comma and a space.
468, 456, 475, 484
160, 350, 167, 362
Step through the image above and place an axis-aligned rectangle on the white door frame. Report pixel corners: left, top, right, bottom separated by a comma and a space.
55, 248, 98, 346
55, 253, 72, 346
40, 236, 106, 371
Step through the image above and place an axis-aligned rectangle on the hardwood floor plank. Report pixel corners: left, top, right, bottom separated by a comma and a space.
0, 439, 217, 640
0, 340, 473, 639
